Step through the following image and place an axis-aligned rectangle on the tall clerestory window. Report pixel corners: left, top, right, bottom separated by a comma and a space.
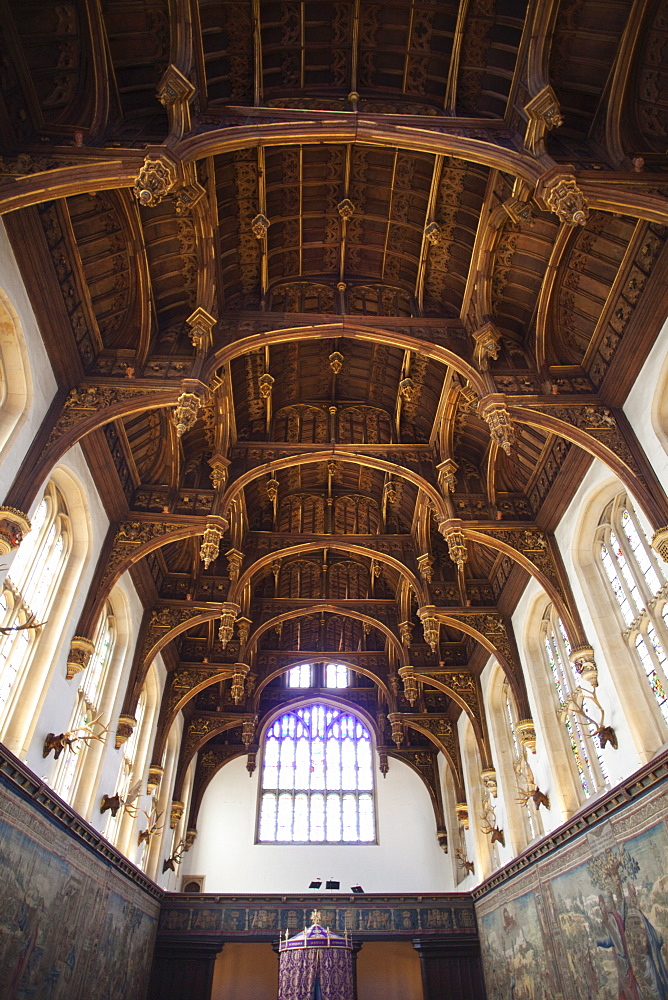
540, 605, 609, 798
257, 704, 375, 843
0, 485, 70, 730
596, 494, 668, 726
51, 603, 116, 803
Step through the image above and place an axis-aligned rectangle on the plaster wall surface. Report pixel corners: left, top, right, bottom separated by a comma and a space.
183, 752, 452, 893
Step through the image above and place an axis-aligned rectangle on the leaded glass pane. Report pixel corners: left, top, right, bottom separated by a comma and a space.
258, 704, 376, 843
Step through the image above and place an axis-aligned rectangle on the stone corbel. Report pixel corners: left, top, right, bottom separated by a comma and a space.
651, 527, 668, 564
147, 765, 164, 793
170, 800, 185, 829
115, 714, 137, 750
516, 718, 537, 753
0, 507, 31, 557
66, 635, 95, 680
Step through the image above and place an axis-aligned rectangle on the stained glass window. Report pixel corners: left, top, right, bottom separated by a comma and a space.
503, 679, 538, 840
540, 606, 609, 797
0, 486, 70, 727
596, 494, 668, 726
51, 604, 116, 803
258, 704, 375, 843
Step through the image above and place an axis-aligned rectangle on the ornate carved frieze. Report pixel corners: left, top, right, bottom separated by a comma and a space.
102, 521, 186, 590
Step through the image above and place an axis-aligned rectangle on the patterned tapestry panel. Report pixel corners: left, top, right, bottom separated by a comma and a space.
476, 783, 668, 1000
0, 783, 159, 1000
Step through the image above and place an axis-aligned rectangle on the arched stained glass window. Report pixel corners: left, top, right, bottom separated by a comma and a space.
540, 606, 609, 798
502, 678, 539, 841
257, 704, 375, 843
596, 494, 668, 725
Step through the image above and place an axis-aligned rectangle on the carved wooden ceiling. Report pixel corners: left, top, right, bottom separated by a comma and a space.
1, 0, 668, 846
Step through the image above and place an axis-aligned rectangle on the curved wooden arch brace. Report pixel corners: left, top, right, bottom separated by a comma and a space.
427, 611, 529, 720
462, 528, 580, 643
0, 122, 545, 218
220, 450, 448, 525
534, 223, 573, 374
246, 603, 407, 668
509, 405, 668, 529
408, 671, 491, 769
6, 387, 180, 513
231, 540, 427, 607
525, 0, 561, 95
76, 522, 207, 640
152, 666, 236, 766
203, 321, 488, 398
253, 657, 392, 706
403, 718, 464, 799
580, 178, 668, 226
174, 715, 254, 800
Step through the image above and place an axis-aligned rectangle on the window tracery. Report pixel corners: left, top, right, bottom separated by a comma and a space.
596, 493, 668, 726
257, 704, 375, 843
0, 485, 70, 730
540, 605, 609, 798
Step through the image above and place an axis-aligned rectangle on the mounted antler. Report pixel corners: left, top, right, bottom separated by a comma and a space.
100, 780, 143, 818
138, 809, 164, 846
454, 847, 475, 875
162, 840, 188, 873
0, 613, 46, 635
480, 799, 505, 846
43, 715, 111, 759
558, 687, 617, 750
514, 757, 550, 811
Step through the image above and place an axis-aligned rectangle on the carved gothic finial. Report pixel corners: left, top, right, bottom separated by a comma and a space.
479, 395, 515, 455
251, 213, 270, 239
175, 181, 206, 216
398, 665, 418, 706
329, 351, 344, 375
218, 602, 240, 648
0, 507, 31, 557
231, 663, 250, 704
186, 308, 216, 351
424, 221, 442, 246
524, 85, 564, 153
417, 605, 440, 653
473, 321, 502, 370
242, 716, 258, 747
115, 714, 137, 750
502, 196, 533, 226
133, 154, 178, 208
226, 548, 244, 583
337, 198, 355, 221
209, 455, 230, 491
398, 377, 415, 401
172, 392, 202, 437
378, 749, 389, 776
66, 636, 96, 680
417, 553, 434, 584
398, 620, 413, 648
157, 64, 195, 108
258, 373, 274, 398
199, 524, 224, 569
439, 519, 468, 570
516, 719, 537, 754
537, 169, 589, 227
388, 713, 404, 747
236, 617, 252, 647
437, 458, 458, 494
266, 478, 279, 504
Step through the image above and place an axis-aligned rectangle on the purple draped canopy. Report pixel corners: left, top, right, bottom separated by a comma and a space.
278, 924, 355, 1000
